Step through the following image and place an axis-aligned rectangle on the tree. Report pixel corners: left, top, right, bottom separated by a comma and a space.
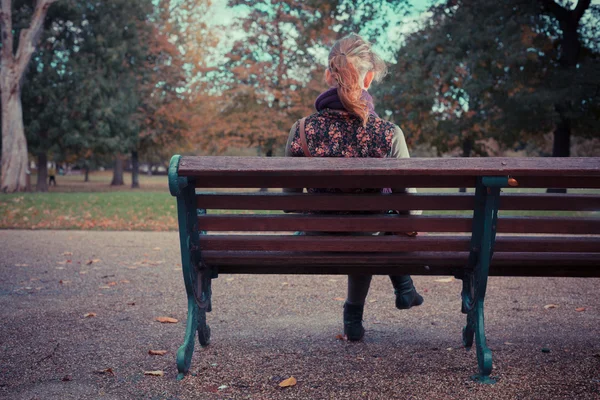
1, 0, 56, 192
378, 0, 599, 162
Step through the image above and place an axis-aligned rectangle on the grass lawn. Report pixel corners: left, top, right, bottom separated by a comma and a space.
0, 192, 178, 231
1, 189, 597, 231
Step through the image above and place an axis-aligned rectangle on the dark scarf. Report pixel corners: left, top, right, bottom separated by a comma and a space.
314, 87, 378, 117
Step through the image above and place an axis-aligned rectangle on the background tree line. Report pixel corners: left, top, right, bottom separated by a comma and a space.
1, 0, 598, 192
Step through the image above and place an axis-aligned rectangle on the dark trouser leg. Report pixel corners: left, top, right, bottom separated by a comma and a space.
390, 275, 423, 309
346, 274, 372, 305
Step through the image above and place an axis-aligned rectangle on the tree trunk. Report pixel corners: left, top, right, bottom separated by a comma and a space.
1, 85, 29, 192
131, 150, 140, 188
36, 152, 48, 192
459, 137, 473, 193
0, 0, 57, 193
111, 155, 125, 186
84, 165, 89, 182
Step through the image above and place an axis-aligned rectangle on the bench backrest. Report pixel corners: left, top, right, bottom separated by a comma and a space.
170, 156, 600, 277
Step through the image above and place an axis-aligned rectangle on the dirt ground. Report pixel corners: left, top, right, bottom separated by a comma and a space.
0, 230, 598, 400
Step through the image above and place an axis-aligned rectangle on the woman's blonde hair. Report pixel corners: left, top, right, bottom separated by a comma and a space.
328, 33, 387, 125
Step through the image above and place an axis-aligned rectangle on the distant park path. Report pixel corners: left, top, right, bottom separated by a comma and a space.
0, 230, 599, 399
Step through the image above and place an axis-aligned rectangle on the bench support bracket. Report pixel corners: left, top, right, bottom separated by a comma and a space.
461, 176, 509, 384
170, 155, 214, 380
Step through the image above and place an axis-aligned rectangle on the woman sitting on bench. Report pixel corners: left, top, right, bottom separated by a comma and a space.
285, 33, 423, 341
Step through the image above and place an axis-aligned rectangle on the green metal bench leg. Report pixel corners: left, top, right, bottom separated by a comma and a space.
177, 297, 199, 380
170, 155, 214, 381
461, 177, 505, 384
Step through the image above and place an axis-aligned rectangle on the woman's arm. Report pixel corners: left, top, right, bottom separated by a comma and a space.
283, 121, 303, 195
390, 126, 421, 216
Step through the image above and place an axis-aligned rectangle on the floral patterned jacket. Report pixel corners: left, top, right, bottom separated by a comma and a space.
284, 108, 419, 214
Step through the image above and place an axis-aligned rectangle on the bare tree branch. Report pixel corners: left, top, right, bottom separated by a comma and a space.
15, 0, 57, 78
573, 0, 591, 22
540, 0, 569, 21
0, 0, 14, 61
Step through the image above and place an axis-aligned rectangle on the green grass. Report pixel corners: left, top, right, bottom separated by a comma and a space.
0, 192, 177, 231
0, 189, 596, 231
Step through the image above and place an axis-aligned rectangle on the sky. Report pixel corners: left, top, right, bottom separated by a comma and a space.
204, 0, 435, 64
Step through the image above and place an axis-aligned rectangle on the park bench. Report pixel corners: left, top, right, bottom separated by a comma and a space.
168, 154, 600, 382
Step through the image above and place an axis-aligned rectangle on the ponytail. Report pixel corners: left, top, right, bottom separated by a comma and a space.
329, 55, 369, 126
327, 34, 387, 127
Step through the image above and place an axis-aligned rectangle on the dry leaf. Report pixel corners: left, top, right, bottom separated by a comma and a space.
79, 271, 88, 274
434, 277, 455, 283
83, 312, 96, 318
279, 376, 297, 388
96, 368, 114, 376
544, 304, 559, 310
369, 299, 377, 303
59, 280, 71, 285
107, 281, 117, 286
153, 247, 161, 251
98, 285, 111, 289
144, 370, 164, 377
575, 307, 587, 312
155, 316, 178, 323
86, 259, 101, 265
226, 278, 235, 282
333, 297, 345, 301
62, 252, 73, 256
120, 280, 130, 284
14, 263, 29, 267
335, 334, 347, 341
148, 350, 168, 356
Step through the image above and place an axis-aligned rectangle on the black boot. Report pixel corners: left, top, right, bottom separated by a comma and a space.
390, 275, 424, 310
343, 302, 365, 341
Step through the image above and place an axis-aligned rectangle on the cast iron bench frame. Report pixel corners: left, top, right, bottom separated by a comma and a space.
168, 154, 600, 382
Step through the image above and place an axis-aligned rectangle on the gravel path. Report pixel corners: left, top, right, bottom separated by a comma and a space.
0, 230, 598, 400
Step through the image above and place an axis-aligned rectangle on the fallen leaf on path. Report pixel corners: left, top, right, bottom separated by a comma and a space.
107, 282, 117, 286
369, 299, 377, 303
279, 376, 297, 388
83, 312, 96, 318
79, 271, 88, 274
153, 247, 161, 251
333, 297, 345, 301
86, 259, 101, 265
14, 263, 29, 267
148, 350, 167, 356
144, 370, 164, 377
56, 267, 65, 270
98, 285, 111, 289
504, 342, 514, 345
575, 307, 586, 312
62, 252, 73, 256
335, 334, 347, 341
120, 280, 130, 284
226, 278, 235, 282
155, 316, 178, 323
57, 261, 69, 265
544, 304, 558, 310
59, 280, 71, 285
95, 368, 114, 376
434, 277, 455, 283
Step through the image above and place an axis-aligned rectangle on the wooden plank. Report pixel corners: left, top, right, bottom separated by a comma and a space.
500, 194, 600, 211
197, 192, 600, 211
199, 235, 600, 253
192, 175, 600, 189
198, 214, 600, 235
202, 251, 600, 277
179, 156, 600, 177
197, 193, 476, 211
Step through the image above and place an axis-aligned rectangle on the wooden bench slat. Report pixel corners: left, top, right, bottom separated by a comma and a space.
199, 215, 600, 235
203, 251, 600, 277
199, 235, 600, 253
197, 193, 600, 211
193, 175, 600, 189
180, 156, 600, 177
